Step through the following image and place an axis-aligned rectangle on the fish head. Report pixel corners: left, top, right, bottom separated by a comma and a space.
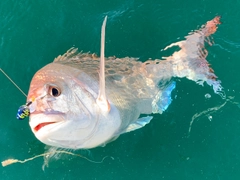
27, 63, 99, 149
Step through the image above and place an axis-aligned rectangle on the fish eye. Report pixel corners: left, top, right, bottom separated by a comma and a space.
49, 86, 61, 97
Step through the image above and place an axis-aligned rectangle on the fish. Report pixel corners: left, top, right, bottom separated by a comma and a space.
25, 16, 223, 149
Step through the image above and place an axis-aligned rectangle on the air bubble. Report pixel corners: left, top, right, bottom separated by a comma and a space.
205, 93, 211, 99
208, 115, 212, 121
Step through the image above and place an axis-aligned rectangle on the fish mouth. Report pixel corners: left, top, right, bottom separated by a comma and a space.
34, 122, 56, 132
30, 110, 65, 133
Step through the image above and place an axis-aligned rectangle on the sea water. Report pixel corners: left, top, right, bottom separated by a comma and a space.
1, 0, 240, 179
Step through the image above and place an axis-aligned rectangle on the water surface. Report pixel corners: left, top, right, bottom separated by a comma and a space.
1, 1, 240, 179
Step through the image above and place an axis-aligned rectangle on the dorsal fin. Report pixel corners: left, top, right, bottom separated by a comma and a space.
96, 16, 110, 112
53, 48, 99, 63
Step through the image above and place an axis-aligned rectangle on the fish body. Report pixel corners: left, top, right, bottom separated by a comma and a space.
26, 16, 223, 149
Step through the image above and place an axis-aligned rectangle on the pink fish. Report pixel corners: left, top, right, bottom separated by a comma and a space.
25, 16, 222, 149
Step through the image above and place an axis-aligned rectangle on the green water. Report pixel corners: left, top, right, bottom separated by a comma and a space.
1, 0, 240, 179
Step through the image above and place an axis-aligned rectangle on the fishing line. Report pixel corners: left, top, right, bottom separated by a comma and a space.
188, 100, 227, 136
0, 68, 27, 97
1, 150, 114, 167
188, 96, 237, 137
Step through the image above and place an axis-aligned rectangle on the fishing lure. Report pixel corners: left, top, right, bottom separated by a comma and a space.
16, 101, 32, 120
0, 68, 32, 120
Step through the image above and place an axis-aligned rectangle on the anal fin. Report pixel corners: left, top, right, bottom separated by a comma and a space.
152, 81, 176, 114
124, 116, 153, 133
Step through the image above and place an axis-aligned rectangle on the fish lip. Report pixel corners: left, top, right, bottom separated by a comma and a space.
34, 122, 57, 132
31, 110, 64, 115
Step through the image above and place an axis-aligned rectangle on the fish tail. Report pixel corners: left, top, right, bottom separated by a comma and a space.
166, 16, 223, 95
145, 16, 223, 97
142, 16, 224, 114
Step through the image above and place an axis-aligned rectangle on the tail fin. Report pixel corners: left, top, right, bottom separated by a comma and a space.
144, 16, 223, 99
163, 16, 223, 95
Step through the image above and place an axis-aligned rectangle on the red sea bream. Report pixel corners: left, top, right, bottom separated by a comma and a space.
25, 16, 223, 149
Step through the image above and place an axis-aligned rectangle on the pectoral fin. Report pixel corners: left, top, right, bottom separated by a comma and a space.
96, 16, 110, 112
124, 116, 153, 133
